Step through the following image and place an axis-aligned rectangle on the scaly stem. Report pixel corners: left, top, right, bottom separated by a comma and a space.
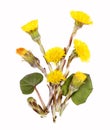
65, 25, 80, 54
49, 84, 57, 122
55, 87, 62, 112
60, 87, 78, 115
52, 85, 57, 122
46, 94, 53, 110
36, 39, 52, 71
64, 52, 76, 77
46, 84, 54, 110
34, 58, 47, 77
58, 59, 66, 71
59, 25, 79, 73
36, 39, 45, 55
37, 65, 47, 77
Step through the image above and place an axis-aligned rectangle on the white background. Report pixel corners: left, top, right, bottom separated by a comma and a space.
0, 0, 110, 129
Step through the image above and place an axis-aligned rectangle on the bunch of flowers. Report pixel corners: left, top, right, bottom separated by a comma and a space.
16, 10, 93, 122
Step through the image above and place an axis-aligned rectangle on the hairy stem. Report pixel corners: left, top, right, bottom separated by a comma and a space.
36, 39, 52, 71
59, 25, 79, 73
55, 87, 62, 112
49, 85, 58, 122
38, 65, 47, 77
64, 53, 76, 77
46, 84, 54, 110
65, 25, 80, 54
60, 87, 78, 115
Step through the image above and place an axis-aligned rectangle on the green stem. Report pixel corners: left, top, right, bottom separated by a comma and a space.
36, 39, 52, 71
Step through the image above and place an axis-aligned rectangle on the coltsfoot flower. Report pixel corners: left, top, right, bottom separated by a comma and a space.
71, 71, 87, 88
16, 48, 40, 67
74, 39, 90, 62
70, 10, 92, 25
21, 20, 40, 41
21, 20, 38, 33
47, 70, 65, 84
44, 47, 65, 63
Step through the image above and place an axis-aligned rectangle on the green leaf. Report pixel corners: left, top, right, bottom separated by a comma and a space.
20, 73, 43, 94
61, 74, 73, 96
71, 74, 93, 105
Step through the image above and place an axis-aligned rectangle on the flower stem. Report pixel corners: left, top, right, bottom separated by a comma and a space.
46, 84, 54, 110
34, 58, 47, 77
65, 25, 80, 54
35, 86, 46, 110
46, 94, 53, 110
55, 87, 62, 112
59, 25, 79, 73
48, 85, 57, 122
64, 52, 76, 77
37, 65, 47, 77
60, 93, 71, 116
60, 87, 78, 115
36, 39, 45, 55
58, 59, 66, 71
35, 39, 52, 71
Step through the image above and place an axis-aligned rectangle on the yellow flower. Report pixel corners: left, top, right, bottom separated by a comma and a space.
21, 20, 40, 41
44, 47, 65, 63
74, 39, 90, 62
47, 70, 65, 84
74, 72, 87, 83
72, 71, 87, 88
70, 10, 93, 25
21, 20, 38, 33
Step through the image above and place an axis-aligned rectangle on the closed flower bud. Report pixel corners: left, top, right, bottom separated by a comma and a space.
71, 72, 87, 88
27, 97, 48, 117
16, 48, 40, 67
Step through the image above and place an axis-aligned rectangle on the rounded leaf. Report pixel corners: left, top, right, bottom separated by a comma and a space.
20, 73, 43, 94
71, 74, 93, 105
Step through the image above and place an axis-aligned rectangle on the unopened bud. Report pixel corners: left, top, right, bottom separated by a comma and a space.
27, 97, 48, 117
71, 72, 87, 88
16, 48, 40, 67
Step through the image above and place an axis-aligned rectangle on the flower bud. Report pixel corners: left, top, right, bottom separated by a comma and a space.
27, 97, 48, 117
16, 48, 40, 67
71, 72, 87, 88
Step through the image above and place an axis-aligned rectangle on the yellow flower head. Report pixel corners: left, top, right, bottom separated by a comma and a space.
70, 10, 93, 25
47, 70, 65, 84
72, 71, 87, 88
44, 47, 65, 63
74, 72, 87, 82
21, 20, 38, 33
74, 39, 90, 62
16, 48, 28, 56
